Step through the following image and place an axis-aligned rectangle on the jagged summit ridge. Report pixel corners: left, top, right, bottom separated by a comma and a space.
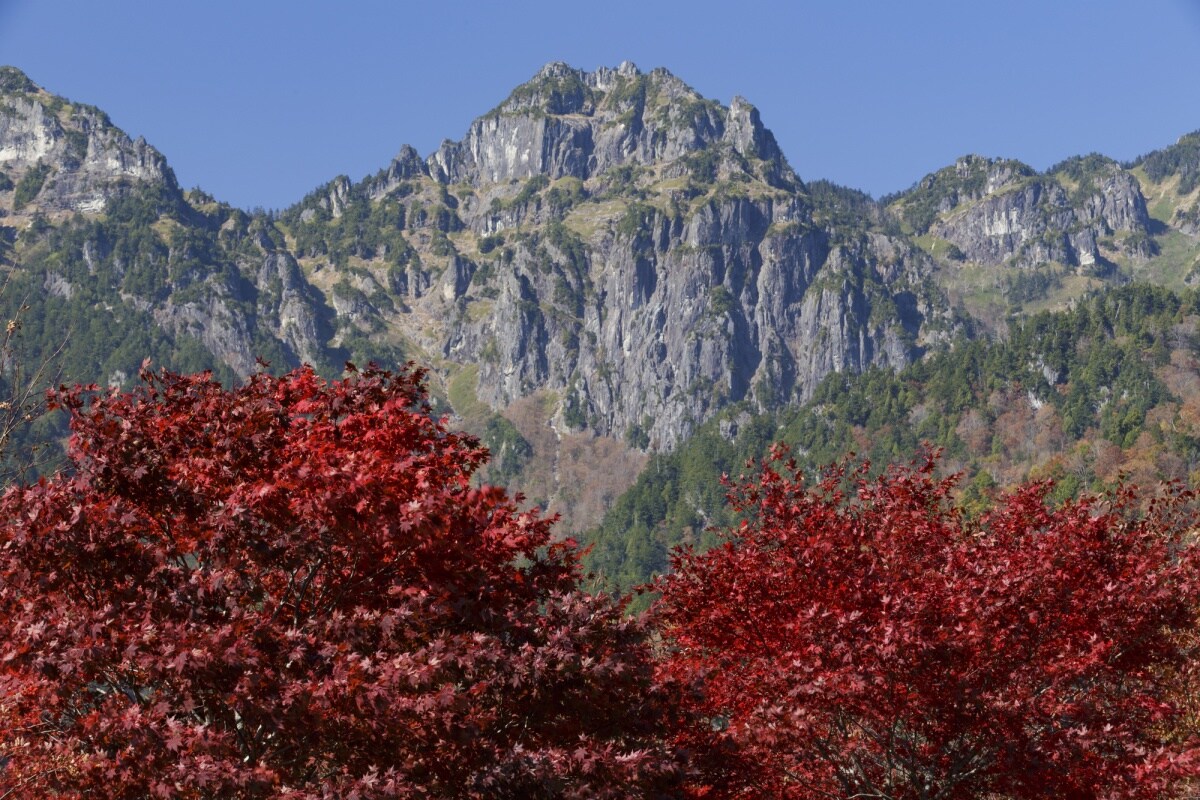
0, 66, 175, 213
427, 61, 794, 189
887, 150, 1154, 278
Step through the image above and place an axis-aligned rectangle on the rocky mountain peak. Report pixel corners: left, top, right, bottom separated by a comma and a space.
364, 144, 429, 200
890, 151, 1152, 266
536, 60, 578, 78
0, 66, 175, 215
726, 95, 790, 186
428, 62, 796, 188
883, 148, 1159, 331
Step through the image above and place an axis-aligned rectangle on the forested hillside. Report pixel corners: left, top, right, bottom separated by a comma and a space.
585, 283, 1200, 591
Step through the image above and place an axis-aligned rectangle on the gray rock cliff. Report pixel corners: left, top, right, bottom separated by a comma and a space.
895, 154, 1154, 271
0, 67, 174, 214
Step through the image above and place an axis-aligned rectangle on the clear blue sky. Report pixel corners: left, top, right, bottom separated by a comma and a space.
3, 0, 1199, 210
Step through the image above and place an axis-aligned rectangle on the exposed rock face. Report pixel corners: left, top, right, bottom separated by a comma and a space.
367, 145, 429, 200
152, 237, 339, 379
240, 62, 953, 452
0, 68, 174, 213
1078, 169, 1151, 233
0, 68, 340, 385
148, 248, 337, 379
430, 62, 791, 190
152, 291, 260, 377
938, 177, 1107, 268
897, 154, 1153, 270
1176, 203, 1200, 236
433, 196, 933, 449
255, 250, 334, 367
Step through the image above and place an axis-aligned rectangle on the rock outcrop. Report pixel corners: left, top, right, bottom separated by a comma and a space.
0, 67, 174, 214
429, 62, 792, 190
894, 154, 1153, 271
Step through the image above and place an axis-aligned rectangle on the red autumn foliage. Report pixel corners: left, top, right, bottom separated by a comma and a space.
0, 365, 686, 799
656, 449, 1200, 800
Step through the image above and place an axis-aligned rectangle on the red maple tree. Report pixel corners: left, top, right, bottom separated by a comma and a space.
656, 450, 1200, 800
0, 365, 686, 799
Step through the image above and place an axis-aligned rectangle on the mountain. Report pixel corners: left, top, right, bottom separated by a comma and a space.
0, 67, 171, 213
280, 60, 953, 444
2, 62, 1200, 541
0, 62, 953, 527
0, 66, 339, 378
